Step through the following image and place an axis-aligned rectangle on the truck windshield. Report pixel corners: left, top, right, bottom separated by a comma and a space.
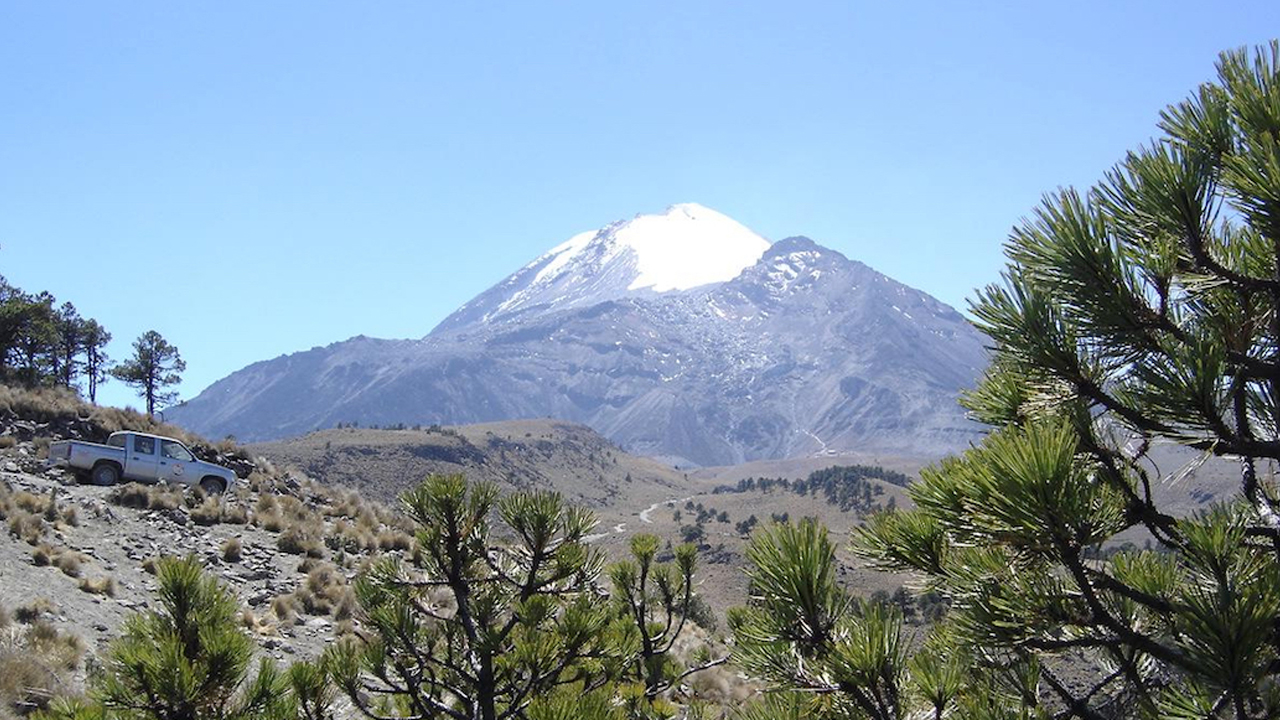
160, 440, 193, 462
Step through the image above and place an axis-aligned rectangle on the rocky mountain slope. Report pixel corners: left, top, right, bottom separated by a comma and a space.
170, 205, 988, 466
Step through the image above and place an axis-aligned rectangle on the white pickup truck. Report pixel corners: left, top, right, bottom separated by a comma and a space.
47, 431, 236, 494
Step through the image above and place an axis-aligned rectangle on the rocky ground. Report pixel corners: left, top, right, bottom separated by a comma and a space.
0, 415, 418, 720
0, 467, 345, 669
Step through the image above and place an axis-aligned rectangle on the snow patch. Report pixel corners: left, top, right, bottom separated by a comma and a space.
617, 204, 769, 291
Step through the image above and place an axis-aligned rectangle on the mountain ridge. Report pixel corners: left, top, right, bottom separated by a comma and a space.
170, 206, 987, 465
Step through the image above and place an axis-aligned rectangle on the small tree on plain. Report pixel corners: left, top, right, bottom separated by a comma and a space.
112, 330, 185, 416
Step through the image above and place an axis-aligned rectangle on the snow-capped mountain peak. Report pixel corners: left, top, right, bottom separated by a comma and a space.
613, 203, 769, 291
432, 203, 770, 335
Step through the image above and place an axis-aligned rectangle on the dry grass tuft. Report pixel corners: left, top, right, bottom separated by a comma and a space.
8, 511, 46, 545
13, 491, 49, 515
222, 537, 243, 563
13, 599, 53, 624
271, 594, 299, 625
55, 551, 86, 578
281, 563, 357, 619
78, 576, 115, 596
377, 528, 414, 552
191, 496, 250, 526
29, 543, 87, 577
0, 603, 84, 715
277, 523, 325, 558
110, 483, 182, 511
31, 543, 57, 567
240, 608, 274, 636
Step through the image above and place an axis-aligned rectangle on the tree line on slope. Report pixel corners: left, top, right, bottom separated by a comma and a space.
714, 463, 908, 513
0, 275, 185, 416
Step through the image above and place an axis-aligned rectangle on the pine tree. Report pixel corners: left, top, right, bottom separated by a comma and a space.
328, 475, 621, 720
0, 274, 27, 378
39, 556, 337, 720
11, 291, 56, 385
51, 302, 84, 390
81, 319, 112, 403
40, 556, 297, 720
111, 330, 185, 416
609, 534, 724, 710
739, 41, 1280, 719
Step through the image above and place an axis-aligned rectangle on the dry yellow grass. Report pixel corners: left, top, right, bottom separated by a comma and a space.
78, 576, 115, 596
109, 483, 183, 511
0, 604, 84, 716
222, 537, 243, 563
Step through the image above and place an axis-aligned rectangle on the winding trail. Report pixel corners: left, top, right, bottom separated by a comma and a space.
639, 496, 695, 524
800, 428, 831, 455
583, 521, 629, 544
584, 495, 695, 543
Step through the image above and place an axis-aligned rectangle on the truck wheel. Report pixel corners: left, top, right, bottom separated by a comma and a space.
199, 477, 227, 495
91, 463, 120, 486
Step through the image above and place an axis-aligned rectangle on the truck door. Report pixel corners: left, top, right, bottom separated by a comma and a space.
128, 435, 160, 482
158, 439, 196, 486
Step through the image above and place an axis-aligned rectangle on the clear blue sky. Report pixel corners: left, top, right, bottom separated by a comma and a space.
2, 2, 1277, 412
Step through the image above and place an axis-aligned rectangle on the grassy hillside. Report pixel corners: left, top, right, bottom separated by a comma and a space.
246, 421, 935, 608
245, 419, 691, 508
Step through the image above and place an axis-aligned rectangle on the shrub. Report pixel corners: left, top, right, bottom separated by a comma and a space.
330, 476, 618, 719
191, 496, 224, 526
222, 537, 243, 563
14, 598, 53, 623
78, 576, 114, 596
57, 556, 298, 719
277, 524, 324, 558
55, 551, 84, 578
32, 543, 57, 567
8, 512, 45, 545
